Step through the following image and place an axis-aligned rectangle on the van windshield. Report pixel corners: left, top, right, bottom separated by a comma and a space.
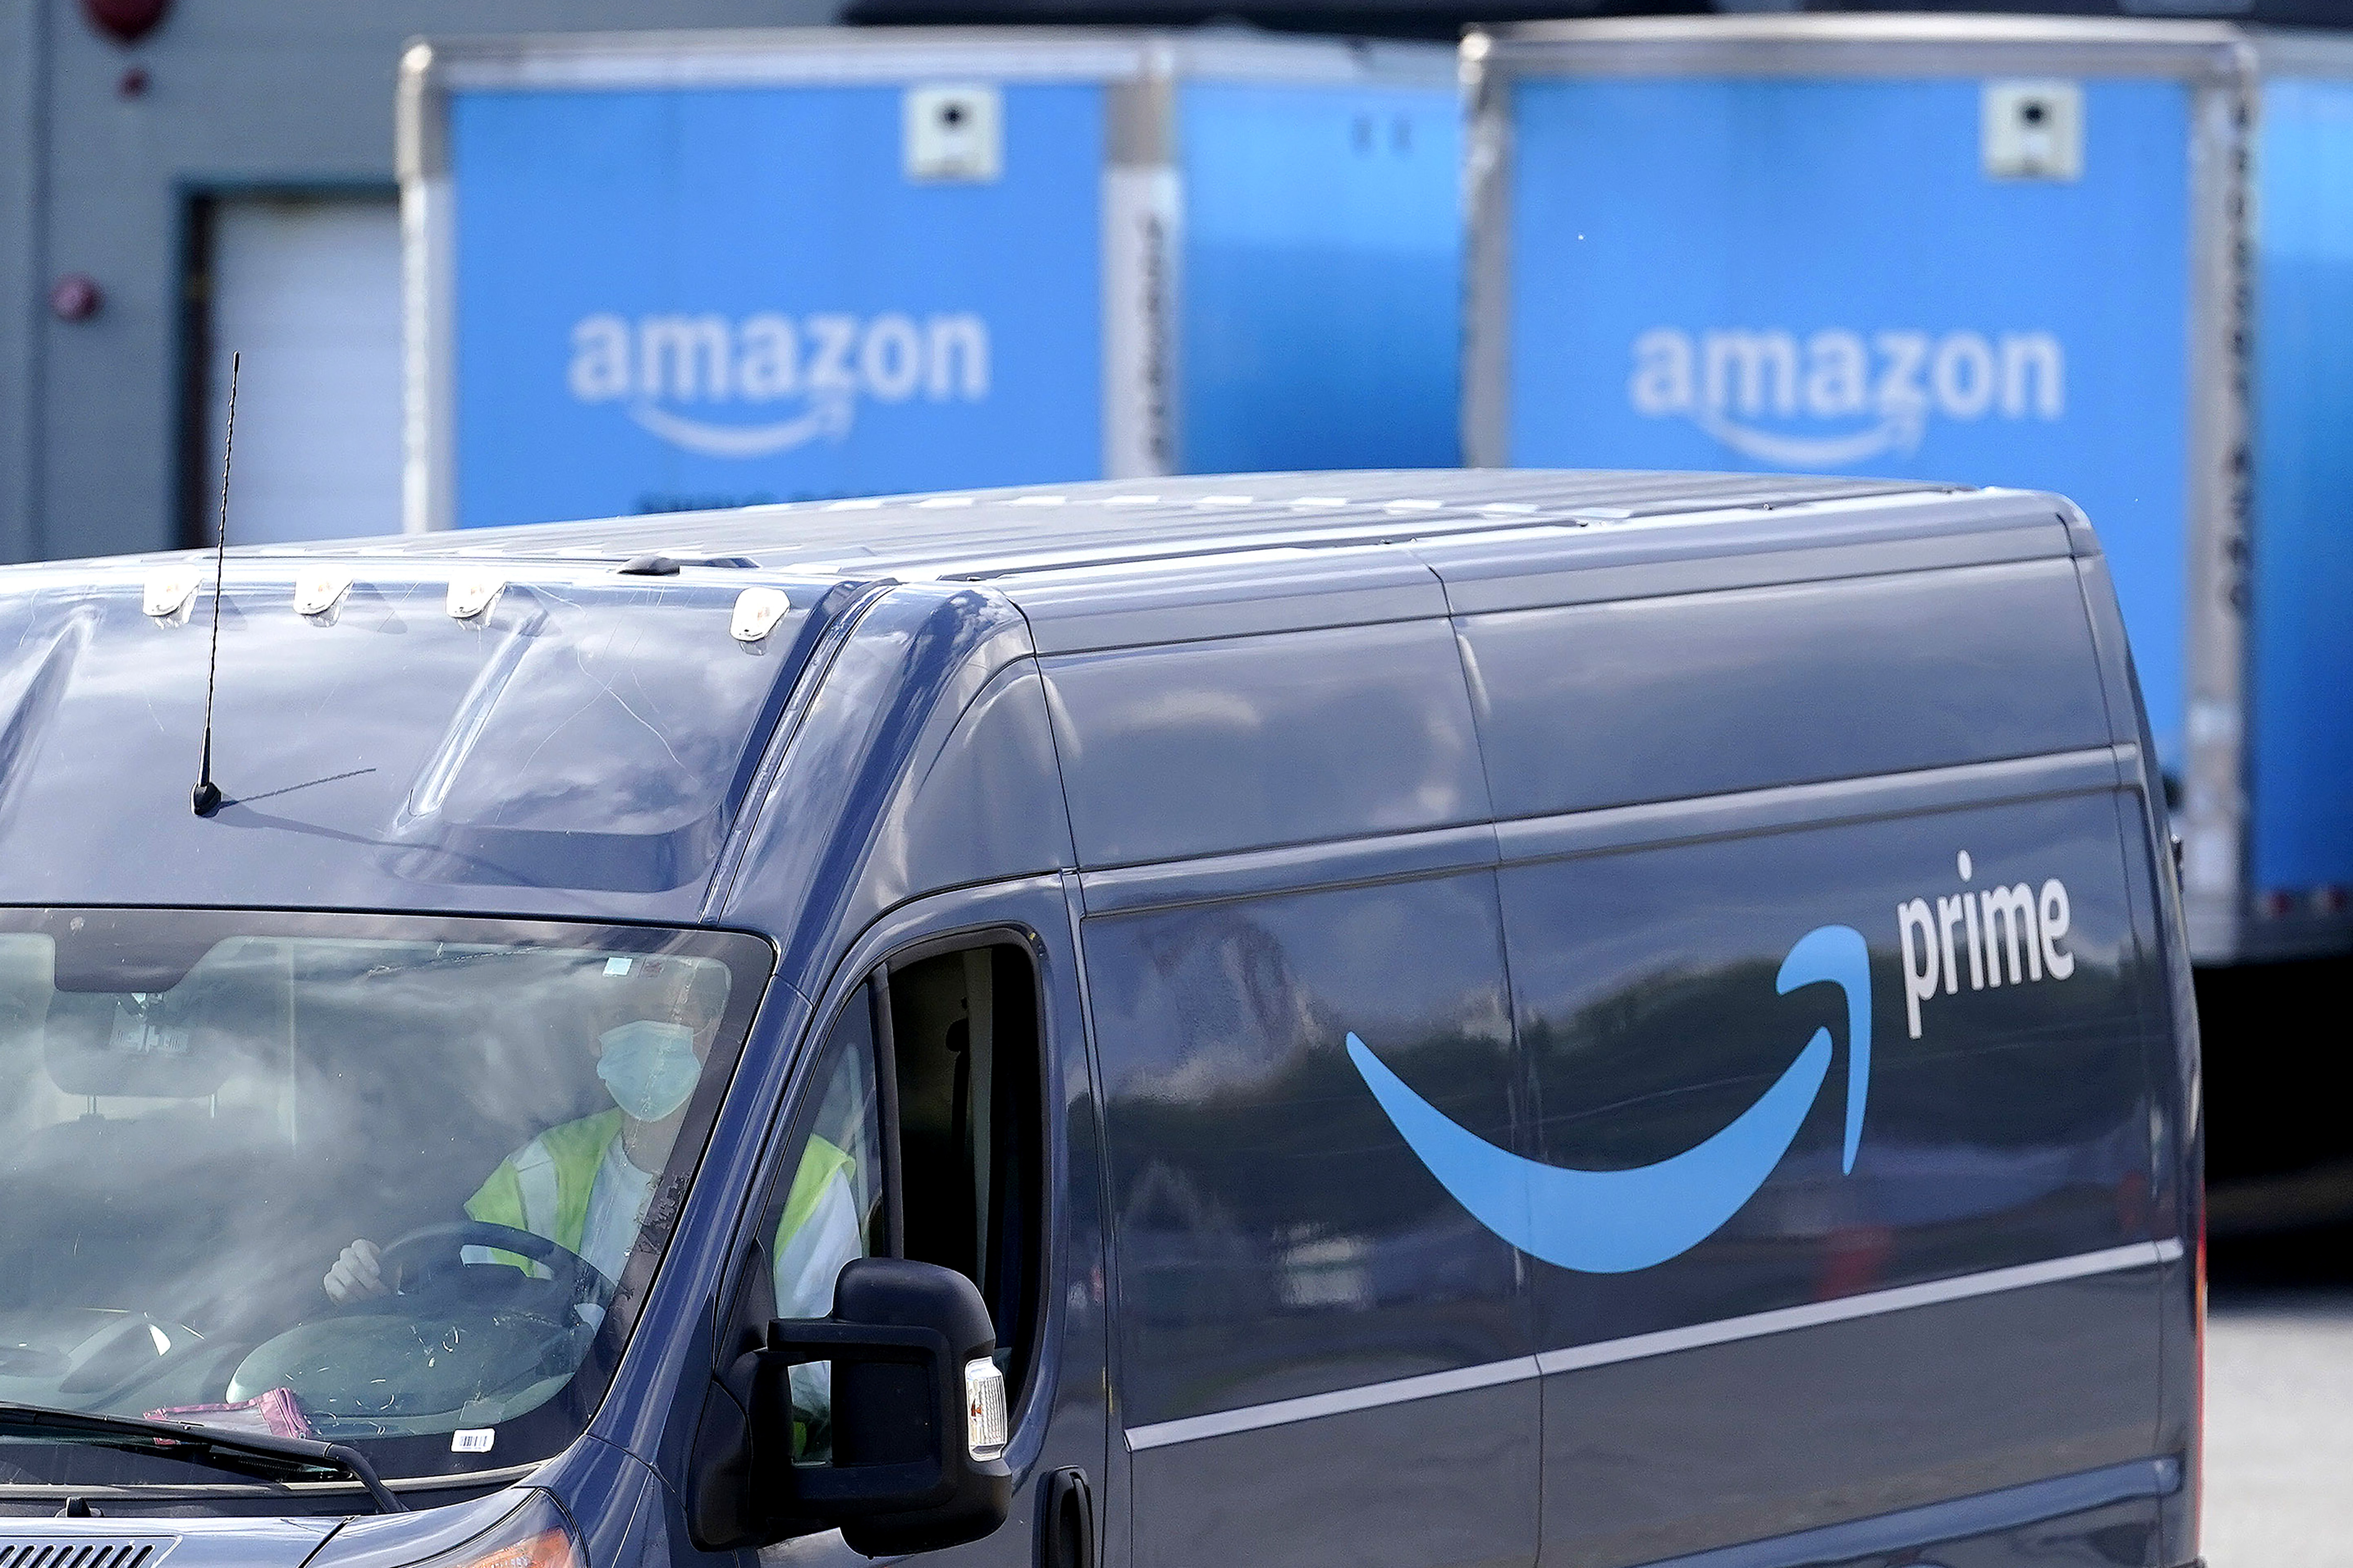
0, 907, 770, 1490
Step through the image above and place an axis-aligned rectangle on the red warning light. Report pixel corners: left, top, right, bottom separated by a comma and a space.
81, 0, 169, 43
48, 274, 103, 323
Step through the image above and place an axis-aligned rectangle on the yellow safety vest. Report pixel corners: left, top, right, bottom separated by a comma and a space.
466, 1113, 858, 1282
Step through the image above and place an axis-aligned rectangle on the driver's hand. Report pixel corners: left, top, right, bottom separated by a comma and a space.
324, 1238, 389, 1304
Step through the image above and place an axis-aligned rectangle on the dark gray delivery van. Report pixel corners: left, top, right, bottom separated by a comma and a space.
0, 470, 2200, 1568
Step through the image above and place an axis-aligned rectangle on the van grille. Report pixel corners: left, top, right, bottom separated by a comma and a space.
0, 1538, 176, 1568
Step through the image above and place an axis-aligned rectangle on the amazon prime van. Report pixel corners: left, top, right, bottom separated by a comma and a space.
0, 470, 2198, 1568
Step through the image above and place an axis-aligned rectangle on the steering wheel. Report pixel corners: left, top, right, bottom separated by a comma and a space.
370, 1221, 614, 1317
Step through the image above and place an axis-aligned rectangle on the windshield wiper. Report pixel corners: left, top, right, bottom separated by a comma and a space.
0, 1401, 406, 1513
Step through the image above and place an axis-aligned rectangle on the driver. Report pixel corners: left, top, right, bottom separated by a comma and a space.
323, 963, 863, 1328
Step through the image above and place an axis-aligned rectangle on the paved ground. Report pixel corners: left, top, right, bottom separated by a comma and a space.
2205, 1290, 2353, 1565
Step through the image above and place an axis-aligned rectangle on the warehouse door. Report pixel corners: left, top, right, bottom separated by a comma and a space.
196, 196, 403, 545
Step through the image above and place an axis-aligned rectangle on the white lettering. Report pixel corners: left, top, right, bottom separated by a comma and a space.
860, 314, 922, 403
1893, 857, 2078, 1039
1962, 879, 1984, 990
804, 314, 859, 392
1629, 324, 2069, 445
1705, 330, 1798, 417
569, 314, 631, 403
1933, 331, 1996, 419
2039, 878, 2075, 979
927, 314, 990, 400
1804, 330, 1868, 417
2001, 332, 2065, 417
639, 315, 732, 402
737, 314, 799, 401
1631, 327, 1694, 415
1936, 894, 1967, 995
1981, 883, 2041, 985
1872, 330, 1931, 415
572, 310, 995, 424
1899, 898, 1940, 1040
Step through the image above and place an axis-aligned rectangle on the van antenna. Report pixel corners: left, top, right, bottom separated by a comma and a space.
192, 351, 237, 818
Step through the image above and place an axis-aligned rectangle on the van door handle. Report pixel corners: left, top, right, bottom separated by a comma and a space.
1041, 1467, 1094, 1568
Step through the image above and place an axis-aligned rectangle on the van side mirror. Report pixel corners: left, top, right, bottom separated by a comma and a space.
721, 1256, 1013, 1556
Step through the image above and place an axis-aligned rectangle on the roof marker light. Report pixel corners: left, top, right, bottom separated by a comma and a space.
144, 567, 201, 619
827, 498, 884, 511
732, 588, 793, 644
1385, 499, 1442, 512
1010, 495, 1067, 506
293, 568, 353, 617
447, 570, 505, 621
1107, 495, 1159, 505
1482, 502, 1538, 514
1198, 495, 1253, 506
918, 496, 976, 508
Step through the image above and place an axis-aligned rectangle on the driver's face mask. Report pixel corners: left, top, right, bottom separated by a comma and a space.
597, 1020, 700, 1122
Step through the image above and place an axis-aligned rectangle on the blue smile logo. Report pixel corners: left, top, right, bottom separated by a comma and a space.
1347, 924, 1871, 1274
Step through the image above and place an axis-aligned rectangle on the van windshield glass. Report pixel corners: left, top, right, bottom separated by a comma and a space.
0, 907, 770, 1489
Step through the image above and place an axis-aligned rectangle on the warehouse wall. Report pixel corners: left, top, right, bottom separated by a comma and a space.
0, 0, 839, 565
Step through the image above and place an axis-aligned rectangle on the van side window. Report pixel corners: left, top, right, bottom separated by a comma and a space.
757, 941, 1044, 1459
775, 1007, 887, 1317
764, 998, 887, 1464
886, 943, 1043, 1399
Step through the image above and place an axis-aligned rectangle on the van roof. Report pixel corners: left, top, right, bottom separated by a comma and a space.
173, 470, 1968, 583
0, 468, 2087, 925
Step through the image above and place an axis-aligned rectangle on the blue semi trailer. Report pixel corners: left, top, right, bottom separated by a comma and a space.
1464, 15, 2353, 966
396, 28, 1459, 530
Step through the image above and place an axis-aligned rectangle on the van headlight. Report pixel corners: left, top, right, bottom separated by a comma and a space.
309, 1490, 582, 1568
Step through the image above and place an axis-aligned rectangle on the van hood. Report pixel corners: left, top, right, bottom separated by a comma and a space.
0, 1514, 337, 1566
0, 557, 856, 921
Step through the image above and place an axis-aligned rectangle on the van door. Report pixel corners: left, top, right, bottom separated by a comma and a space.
1079, 869, 1541, 1568
703, 882, 1111, 1568
1499, 793, 2173, 1568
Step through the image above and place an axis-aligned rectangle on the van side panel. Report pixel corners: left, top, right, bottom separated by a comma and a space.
2109, 785, 2202, 1568
1040, 617, 1488, 867
716, 586, 1064, 993
877, 661, 1073, 895
1541, 1285, 2167, 1568
1457, 560, 2112, 820
1503, 793, 2168, 1568
1082, 872, 1537, 1568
